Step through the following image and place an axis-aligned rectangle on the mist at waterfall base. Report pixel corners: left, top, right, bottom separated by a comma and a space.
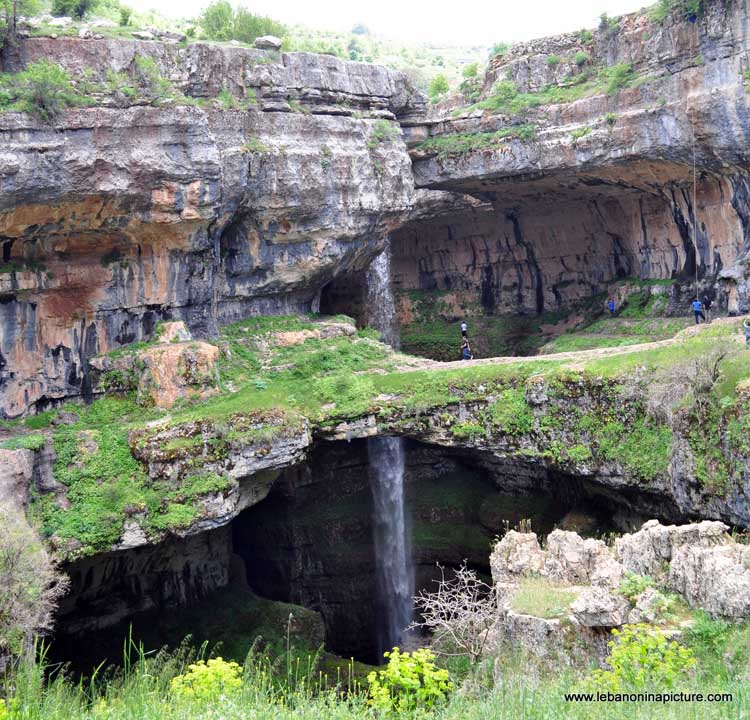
365, 243, 414, 656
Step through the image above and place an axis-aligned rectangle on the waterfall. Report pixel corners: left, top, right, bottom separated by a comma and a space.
366, 242, 400, 349
366, 240, 412, 655
369, 436, 413, 655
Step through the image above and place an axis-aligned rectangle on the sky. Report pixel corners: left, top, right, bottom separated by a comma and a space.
127, 0, 651, 46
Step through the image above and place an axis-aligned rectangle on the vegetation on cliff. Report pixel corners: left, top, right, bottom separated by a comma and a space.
3, 311, 746, 561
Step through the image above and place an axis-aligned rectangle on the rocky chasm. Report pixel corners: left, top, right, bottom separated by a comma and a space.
3, 0, 750, 675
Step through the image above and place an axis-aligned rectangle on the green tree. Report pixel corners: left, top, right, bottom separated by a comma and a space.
0, 506, 68, 664
1, 0, 41, 53
232, 7, 284, 44
0, 60, 81, 120
200, 0, 233, 41
428, 73, 449, 102
51, 0, 96, 19
199, 1, 285, 45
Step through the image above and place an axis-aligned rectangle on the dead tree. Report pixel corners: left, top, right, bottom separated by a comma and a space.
410, 563, 497, 667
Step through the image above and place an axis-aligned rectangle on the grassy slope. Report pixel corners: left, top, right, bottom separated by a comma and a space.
3, 312, 746, 561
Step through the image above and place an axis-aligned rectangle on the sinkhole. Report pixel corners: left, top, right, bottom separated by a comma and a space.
48, 438, 648, 672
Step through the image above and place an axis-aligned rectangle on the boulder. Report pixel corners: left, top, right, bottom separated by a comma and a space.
544, 530, 623, 588
0, 448, 34, 510
668, 543, 750, 619
89, 325, 220, 409
570, 586, 630, 627
490, 530, 545, 583
254, 35, 282, 50
132, 30, 155, 40
616, 519, 729, 579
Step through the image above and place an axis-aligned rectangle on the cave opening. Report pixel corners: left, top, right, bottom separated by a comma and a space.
320, 170, 736, 362
49, 438, 655, 672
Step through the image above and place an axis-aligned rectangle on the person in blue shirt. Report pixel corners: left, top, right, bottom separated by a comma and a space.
607, 298, 616, 317
692, 298, 706, 324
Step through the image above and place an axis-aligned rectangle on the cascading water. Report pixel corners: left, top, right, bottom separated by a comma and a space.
366, 241, 412, 656
368, 436, 413, 655
366, 242, 400, 350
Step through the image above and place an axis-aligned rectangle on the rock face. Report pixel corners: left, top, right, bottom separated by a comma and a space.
487, 519, 750, 667
88, 321, 220, 408
57, 525, 233, 635
0, 39, 421, 418
400, 0, 750, 325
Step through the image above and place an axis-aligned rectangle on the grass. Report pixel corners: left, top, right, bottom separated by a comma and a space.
13, 313, 750, 558
6, 635, 749, 720
511, 576, 578, 619
455, 62, 642, 119
417, 124, 536, 159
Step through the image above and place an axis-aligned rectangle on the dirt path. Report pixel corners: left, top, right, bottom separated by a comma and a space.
396, 317, 747, 372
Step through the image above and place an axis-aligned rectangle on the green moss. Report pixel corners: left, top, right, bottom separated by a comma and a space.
487, 388, 534, 436
0, 433, 47, 451
451, 421, 487, 440
417, 124, 536, 159
148, 502, 199, 531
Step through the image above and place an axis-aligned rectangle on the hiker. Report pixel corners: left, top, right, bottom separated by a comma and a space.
703, 295, 712, 322
460, 320, 468, 339
607, 298, 616, 317
461, 340, 473, 361
744, 318, 750, 348
692, 298, 706, 324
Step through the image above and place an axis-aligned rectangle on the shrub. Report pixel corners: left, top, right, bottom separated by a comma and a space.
51, 0, 95, 19
605, 62, 634, 94
618, 572, 656, 603
462, 62, 479, 79
217, 86, 237, 109
0, 60, 80, 121
574, 51, 590, 66
119, 5, 131, 26
650, 0, 705, 23
134, 55, 172, 101
0, 506, 68, 662
605, 111, 617, 126
200, 0, 285, 45
577, 29, 593, 44
491, 42, 510, 58
367, 647, 453, 713
585, 624, 696, 692
546, 54, 561, 67
368, 119, 399, 147
171, 658, 243, 703
428, 73, 449, 102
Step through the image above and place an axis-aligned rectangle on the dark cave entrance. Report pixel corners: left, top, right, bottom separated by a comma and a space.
230, 438, 633, 663
50, 438, 660, 671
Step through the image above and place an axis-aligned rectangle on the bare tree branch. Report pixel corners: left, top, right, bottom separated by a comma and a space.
410, 563, 497, 666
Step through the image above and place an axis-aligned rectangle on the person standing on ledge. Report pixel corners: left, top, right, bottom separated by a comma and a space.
744, 318, 750, 348
607, 298, 616, 317
703, 295, 713, 322
461, 340, 473, 361
460, 320, 468, 339
692, 298, 706, 324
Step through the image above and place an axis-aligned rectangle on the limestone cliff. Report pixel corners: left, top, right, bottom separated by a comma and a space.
0, 39, 421, 417
400, 0, 750, 322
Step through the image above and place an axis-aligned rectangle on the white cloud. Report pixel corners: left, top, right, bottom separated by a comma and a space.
127, 0, 651, 45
